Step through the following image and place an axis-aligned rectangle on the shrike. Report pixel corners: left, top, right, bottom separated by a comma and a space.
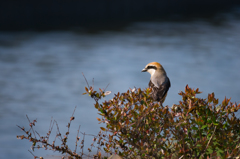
142, 62, 171, 103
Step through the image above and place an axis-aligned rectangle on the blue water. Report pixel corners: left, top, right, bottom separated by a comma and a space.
1, 15, 240, 158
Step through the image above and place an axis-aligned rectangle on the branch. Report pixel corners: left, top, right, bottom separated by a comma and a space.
199, 126, 217, 158
82, 72, 89, 88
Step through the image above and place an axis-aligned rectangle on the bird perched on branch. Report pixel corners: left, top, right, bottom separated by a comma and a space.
142, 62, 171, 103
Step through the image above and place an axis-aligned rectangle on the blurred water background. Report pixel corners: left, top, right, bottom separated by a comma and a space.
1, 2, 240, 158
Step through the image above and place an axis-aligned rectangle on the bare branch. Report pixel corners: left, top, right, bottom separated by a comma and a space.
82, 72, 90, 88
104, 83, 110, 92
26, 115, 37, 138
74, 125, 81, 153
28, 150, 38, 158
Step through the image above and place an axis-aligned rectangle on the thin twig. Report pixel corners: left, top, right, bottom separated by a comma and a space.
72, 106, 77, 117
92, 78, 94, 90
26, 115, 36, 138
80, 132, 98, 137
55, 120, 63, 141
104, 83, 110, 92
96, 131, 103, 156
17, 114, 84, 159
16, 125, 24, 131
66, 106, 77, 140
47, 117, 54, 142
35, 131, 41, 138
82, 72, 90, 88
28, 150, 37, 158
199, 126, 217, 158
74, 125, 81, 153
49, 117, 53, 131
81, 132, 86, 158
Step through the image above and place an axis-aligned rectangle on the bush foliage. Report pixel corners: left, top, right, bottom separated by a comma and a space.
17, 84, 240, 158
86, 85, 240, 158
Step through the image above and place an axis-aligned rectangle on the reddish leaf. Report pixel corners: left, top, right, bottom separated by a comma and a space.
100, 127, 106, 131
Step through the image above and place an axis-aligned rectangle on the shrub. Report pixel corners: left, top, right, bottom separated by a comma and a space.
85, 84, 240, 158
17, 84, 240, 158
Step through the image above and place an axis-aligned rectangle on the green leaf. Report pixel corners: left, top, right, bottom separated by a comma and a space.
201, 125, 208, 129
184, 138, 190, 142
198, 121, 203, 126
213, 122, 218, 126
216, 147, 224, 156
217, 148, 224, 153
196, 144, 201, 147
213, 141, 219, 146
207, 148, 213, 154
207, 119, 212, 124
192, 126, 198, 130
223, 122, 228, 129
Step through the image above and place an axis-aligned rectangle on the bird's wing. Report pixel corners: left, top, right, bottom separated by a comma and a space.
149, 77, 170, 102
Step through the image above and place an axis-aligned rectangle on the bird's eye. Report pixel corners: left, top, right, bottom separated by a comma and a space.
147, 66, 157, 70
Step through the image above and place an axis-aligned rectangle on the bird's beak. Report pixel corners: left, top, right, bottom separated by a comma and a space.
141, 68, 147, 72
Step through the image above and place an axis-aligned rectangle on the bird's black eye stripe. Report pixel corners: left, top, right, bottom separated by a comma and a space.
147, 66, 157, 70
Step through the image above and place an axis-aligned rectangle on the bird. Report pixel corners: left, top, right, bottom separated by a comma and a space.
142, 62, 171, 103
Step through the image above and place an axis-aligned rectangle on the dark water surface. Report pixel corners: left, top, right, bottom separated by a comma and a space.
1, 15, 240, 158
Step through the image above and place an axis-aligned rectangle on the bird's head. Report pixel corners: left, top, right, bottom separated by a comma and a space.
141, 62, 166, 76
